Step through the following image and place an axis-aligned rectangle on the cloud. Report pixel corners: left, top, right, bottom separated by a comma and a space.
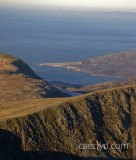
1, 0, 136, 10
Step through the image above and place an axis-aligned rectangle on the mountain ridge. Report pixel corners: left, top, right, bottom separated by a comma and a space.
0, 85, 136, 159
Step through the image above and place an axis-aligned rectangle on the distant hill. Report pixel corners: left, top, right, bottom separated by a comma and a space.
0, 53, 70, 102
41, 50, 136, 78
67, 50, 136, 78
49, 81, 83, 89
66, 76, 136, 93
0, 85, 136, 159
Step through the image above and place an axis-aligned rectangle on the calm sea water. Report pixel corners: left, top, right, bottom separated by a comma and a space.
0, 8, 136, 84
34, 66, 122, 85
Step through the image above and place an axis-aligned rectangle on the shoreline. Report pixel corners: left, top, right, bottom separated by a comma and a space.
38, 62, 125, 79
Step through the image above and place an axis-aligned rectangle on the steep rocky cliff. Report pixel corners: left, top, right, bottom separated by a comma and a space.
0, 86, 136, 159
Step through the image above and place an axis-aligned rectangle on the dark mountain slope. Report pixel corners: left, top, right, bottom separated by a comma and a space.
0, 85, 136, 159
0, 53, 70, 102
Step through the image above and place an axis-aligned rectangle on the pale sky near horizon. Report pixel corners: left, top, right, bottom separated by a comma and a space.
1, 0, 136, 11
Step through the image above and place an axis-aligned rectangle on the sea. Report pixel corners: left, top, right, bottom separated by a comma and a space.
0, 7, 136, 85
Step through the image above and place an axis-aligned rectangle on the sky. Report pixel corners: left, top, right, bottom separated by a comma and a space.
1, 0, 136, 11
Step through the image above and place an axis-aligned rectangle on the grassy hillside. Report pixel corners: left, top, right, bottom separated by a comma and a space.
66, 76, 136, 93
0, 53, 40, 79
0, 85, 136, 159
0, 97, 69, 122
0, 53, 70, 102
